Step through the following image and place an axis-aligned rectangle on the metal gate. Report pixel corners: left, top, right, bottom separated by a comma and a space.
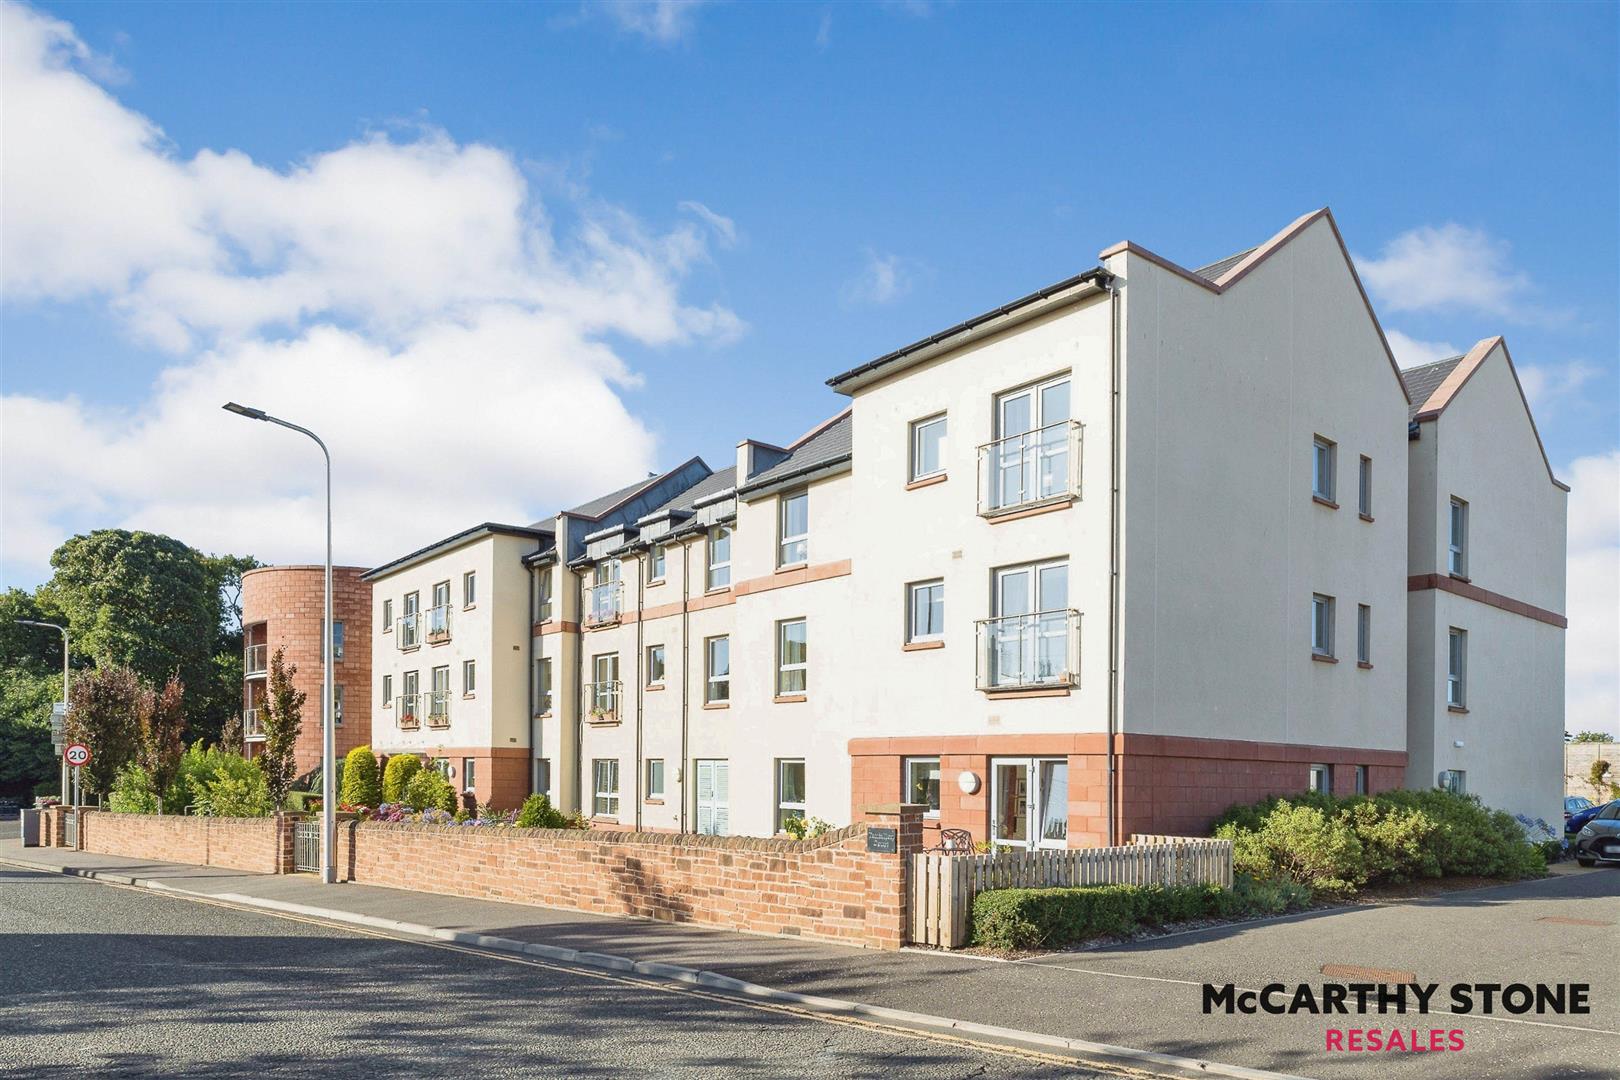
62, 810, 77, 849
293, 820, 321, 872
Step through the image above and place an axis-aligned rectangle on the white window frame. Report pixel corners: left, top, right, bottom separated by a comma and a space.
1448, 496, 1469, 577
1354, 765, 1368, 796
1438, 769, 1466, 795
903, 756, 941, 818
1311, 593, 1335, 657
646, 758, 665, 800
535, 758, 551, 796
775, 759, 806, 833
1357, 604, 1371, 666
707, 526, 732, 591
462, 757, 476, 793
646, 643, 666, 686
463, 659, 476, 696
650, 544, 667, 582
382, 674, 393, 707
592, 759, 620, 819
778, 489, 809, 568
463, 571, 476, 608
910, 413, 947, 482
1308, 763, 1332, 795
537, 568, 554, 622
776, 618, 807, 696
705, 635, 730, 703
536, 657, 553, 715
382, 598, 393, 633
1312, 436, 1337, 502
1447, 627, 1467, 708
333, 684, 344, 726
1358, 455, 1372, 517
906, 580, 945, 643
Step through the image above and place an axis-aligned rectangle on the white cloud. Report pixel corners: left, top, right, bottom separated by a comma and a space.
1358, 223, 1561, 322
678, 200, 738, 248
1565, 451, 1620, 738
598, 0, 709, 44
842, 249, 913, 307
0, 2, 741, 583
1519, 359, 1601, 416
1387, 330, 1462, 369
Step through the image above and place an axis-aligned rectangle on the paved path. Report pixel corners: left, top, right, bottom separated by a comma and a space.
6, 841, 1617, 1079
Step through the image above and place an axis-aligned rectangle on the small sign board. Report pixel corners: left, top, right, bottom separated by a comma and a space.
50, 702, 67, 748
866, 826, 898, 854
63, 743, 91, 768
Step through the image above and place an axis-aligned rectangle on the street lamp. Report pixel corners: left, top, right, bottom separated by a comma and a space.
15, 619, 69, 802
223, 401, 336, 885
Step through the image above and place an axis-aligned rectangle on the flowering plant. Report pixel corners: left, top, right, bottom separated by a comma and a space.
35, 796, 61, 809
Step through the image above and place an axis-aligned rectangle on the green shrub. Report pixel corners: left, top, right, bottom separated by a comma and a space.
382, 755, 421, 803
1218, 800, 1366, 894
516, 793, 569, 829
195, 769, 272, 817
971, 884, 1224, 951
170, 743, 261, 814
108, 763, 162, 814
340, 746, 382, 807
402, 768, 456, 814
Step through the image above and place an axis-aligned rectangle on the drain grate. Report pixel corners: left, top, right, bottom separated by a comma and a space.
1536, 916, 1613, 927
1320, 963, 1417, 983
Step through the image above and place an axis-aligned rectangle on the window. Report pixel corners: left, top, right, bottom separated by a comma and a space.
1438, 769, 1466, 795
907, 580, 944, 643
705, 635, 730, 703
463, 659, 476, 696
776, 619, 807, 696
332, 685, 344, 726
431, 757, 449, 778
981, 560, 1072, 688
323, 620, 345, 660
462, 757, 476, 793
778, 490, 809, 567
382, 598, 393, 632
590, 653, 620, 717
592, 759, 620, 818
646, 759, 665, 800
1357, 604, 1371, 666
1309, 763, 1332, 794
910, 413, 947, 482
463, 571, 476, 607
776, 759, 806, 833
1448, 497, 1469, 577
646, 644, 666, 686
382, 674, 393, 707
1358, 456, 1373, 517
428, 581, 451, 641
1311, 594, 1335, 657
401, 591, 420, 647
904, 757, 941, 817
650, 544, 667, 581
536, 657, 553, 715
430, 665, 450, 722
707, 526, 732, 590
988, 375, 1073, 512
695, 759, 729, 835
1447, 628, 1467, 708
401, 670, 419, 718
537, 568, 553, 622
594, 558, 621, 586
1354, 765, 1368, 796
535, 758, 551, 796
1312, 436, 1337, 502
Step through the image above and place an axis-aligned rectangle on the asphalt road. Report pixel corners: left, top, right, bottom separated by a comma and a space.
0, 866, 1119, 1080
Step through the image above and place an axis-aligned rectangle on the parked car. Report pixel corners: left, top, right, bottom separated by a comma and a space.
1566, 799, 1612, 835
1565, 795, 1594, 821
1573, 801, 1620, 867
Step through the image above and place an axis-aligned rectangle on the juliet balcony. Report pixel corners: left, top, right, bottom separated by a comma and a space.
585, 581, 623, 629
243, 708, 265, 741
974, 609, 1081, 691
584, 680, 622, 723
426, 604, 452, 645
976, 420, 1083, 518
244, 644, 268, 678
396, 693, 421, 729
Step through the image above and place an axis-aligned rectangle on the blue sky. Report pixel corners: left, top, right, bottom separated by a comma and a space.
1, 1, 1616, 729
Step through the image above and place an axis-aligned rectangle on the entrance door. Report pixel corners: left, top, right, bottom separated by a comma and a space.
990, 757, 1069, 849
694, 759, 729, 836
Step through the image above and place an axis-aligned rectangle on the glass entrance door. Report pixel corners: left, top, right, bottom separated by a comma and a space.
990, 757, 1070, 849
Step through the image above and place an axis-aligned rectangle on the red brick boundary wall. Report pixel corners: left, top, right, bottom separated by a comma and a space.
336, 805, 925, 949
68, 811, 297, 875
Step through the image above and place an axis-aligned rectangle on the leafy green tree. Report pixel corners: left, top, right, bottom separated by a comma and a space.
1570, 731, 1616, 743
0, 588, 67, 798
257, 646, 304, 809
382, 754, 421, 803
340, 746, 382, 807
63, 665, 143, 796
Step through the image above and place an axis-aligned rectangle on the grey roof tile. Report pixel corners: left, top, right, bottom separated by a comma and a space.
741, 412, 852, 491
1400, 355, 1465, 419
562, 473, 665, 521
1194, 247, 1257, 282
643, 466, 737, 518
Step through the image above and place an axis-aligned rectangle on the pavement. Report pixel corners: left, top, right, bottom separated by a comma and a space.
4, 839, 1618, 1079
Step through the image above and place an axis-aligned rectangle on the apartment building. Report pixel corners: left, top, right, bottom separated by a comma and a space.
358, 206, 1566, 842
241, 565, 371, 778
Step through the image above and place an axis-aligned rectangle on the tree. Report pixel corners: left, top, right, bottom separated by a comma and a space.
0, 588, 67, 798
257, 646, 304, 809
63, 665, 143, 796
340, 746, 382, 807
136, 675, 187, 810
1570, 731, 1616, 743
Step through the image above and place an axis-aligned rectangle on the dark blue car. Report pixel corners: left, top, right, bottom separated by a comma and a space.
1566, 799, 1615, 835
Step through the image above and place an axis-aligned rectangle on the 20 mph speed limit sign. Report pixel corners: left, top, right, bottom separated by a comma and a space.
63, 743, 91, 767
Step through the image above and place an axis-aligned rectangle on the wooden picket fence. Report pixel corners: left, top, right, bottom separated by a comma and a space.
909, 836, 1233, 948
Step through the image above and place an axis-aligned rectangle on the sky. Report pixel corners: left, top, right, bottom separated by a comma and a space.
1, 0, 1615, 733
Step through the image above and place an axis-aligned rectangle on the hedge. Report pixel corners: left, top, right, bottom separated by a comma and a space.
970, 879, 1310, 952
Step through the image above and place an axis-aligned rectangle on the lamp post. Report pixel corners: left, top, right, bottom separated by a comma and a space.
223, 402, 336, 885
15, 619, 69, 802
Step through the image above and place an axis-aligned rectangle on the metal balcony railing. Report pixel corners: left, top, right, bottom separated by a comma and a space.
426, 604, 452, 644
976, 420, 1082, 517
244, 644, 268, 677
583, 680, 622, 721
396, 693, 421, 729
585, 581, 623, 628
396, 612, 420, 649
426, 689, 451, 728
243, 708, 265, 740
974, 609, 1081, 691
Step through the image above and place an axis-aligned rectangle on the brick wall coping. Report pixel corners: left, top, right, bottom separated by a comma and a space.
352, 818, 868, 854
243, 564, 370, 577
80, 810, 281, 825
